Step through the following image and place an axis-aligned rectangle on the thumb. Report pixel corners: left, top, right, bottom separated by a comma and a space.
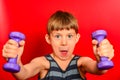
92, 39, 98, 45
19, 40, 25, 47
92, 39, 100, 61
17, 40, 25, 61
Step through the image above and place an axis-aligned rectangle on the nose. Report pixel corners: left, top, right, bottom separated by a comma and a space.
61, 37, 67, 46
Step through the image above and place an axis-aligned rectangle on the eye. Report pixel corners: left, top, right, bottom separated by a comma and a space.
55, 35, 61, 39
68, 35, 73, 39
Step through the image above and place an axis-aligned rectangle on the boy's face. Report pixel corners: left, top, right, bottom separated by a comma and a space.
45, 29, 80, 60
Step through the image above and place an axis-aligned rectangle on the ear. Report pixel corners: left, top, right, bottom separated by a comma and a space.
76, 33, 80, 43
45, 34, 51, 44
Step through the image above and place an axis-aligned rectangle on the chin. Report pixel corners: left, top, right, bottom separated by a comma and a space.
59, 56, 70, 61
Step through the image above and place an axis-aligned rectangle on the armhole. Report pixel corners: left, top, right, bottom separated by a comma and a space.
43, 55, 51, 79
39, 55, 51, 80
76, 55, 86, 80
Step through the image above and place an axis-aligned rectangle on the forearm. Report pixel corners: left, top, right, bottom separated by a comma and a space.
90, 61, 108, 75
82, 57, 108, 75
12, 61, 29, 80
13, 58, 42, 80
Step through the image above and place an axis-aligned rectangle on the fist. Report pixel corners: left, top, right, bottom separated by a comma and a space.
2, 39, 25, 60
92, 39, 114, 61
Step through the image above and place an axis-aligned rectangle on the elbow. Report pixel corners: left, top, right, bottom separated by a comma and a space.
96, 70, 108, 75
13, 75, 28, 80
13, 72, 29, 80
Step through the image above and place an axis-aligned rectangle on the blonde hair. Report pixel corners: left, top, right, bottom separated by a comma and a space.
47, 10, 79, 35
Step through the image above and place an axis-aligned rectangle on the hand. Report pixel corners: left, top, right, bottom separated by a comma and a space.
92, 39, 114, 61
2, 39, 25, 61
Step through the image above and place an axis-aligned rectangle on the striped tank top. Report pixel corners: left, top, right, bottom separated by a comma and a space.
38, 54, 86, 80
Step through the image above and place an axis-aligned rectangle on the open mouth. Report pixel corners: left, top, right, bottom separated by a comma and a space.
60, 50, 68, 56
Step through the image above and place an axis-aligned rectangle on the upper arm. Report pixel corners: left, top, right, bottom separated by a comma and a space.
23, 57, 47, 78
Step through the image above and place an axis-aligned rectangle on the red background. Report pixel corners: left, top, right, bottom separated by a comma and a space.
0, 0, 120, 80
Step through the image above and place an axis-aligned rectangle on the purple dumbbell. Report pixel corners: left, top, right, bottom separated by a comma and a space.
92, 30, 114, 70
3, 32, 25, 73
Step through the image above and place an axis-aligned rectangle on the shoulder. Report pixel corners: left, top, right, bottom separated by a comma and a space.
30, 56, 50, 69
80, 56, 93, 61
77, 56, 94, 67
31, 56, 47, 62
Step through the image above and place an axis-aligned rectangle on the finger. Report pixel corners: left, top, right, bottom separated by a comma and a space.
99, 39, 110, 46
7, 39, 19, 47
2, 51, 17, 58
4, 44, 18, 50
2, 44, 18, 56
100, 49, 114, 59
98, 46, 114, 60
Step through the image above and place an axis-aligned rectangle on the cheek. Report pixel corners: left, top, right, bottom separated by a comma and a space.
69, 42, 77, 49
69, 40, 77, 46
51, 42, 59, 50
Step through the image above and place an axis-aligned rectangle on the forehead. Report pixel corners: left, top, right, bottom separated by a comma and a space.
50, 29, 76, 35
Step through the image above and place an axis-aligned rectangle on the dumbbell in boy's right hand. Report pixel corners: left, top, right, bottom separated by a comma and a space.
2, 39, 25, 62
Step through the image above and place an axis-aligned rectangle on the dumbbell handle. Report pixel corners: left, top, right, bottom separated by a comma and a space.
3, 32, 25, 73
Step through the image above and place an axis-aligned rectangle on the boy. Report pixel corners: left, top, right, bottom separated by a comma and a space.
2, 10, 114, 80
